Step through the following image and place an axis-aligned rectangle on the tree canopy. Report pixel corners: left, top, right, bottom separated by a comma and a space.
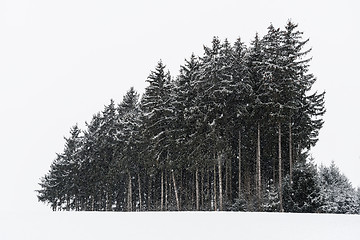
37, 21, 357, 214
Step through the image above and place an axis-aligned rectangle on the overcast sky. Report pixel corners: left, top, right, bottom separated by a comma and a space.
1, 0, 359, 212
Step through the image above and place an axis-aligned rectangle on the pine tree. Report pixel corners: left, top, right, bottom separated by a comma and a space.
261, 24, 286, 211
283, 159, 322, 213
141, 60, 176, 210
113, 87, 142, 211
262, 179, 280, 212
318, 162, 358, 214
175, 54, 202, 210
282, 20, 325, 164
246, 33, 267, 209
37, 125, 83, 210
356, 188, 360, 214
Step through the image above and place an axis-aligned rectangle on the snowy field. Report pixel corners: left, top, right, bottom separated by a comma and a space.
1, 211, 359, 240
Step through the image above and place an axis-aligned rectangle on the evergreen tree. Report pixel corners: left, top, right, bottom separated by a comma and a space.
283, 159, 322, 213
141, 60, 176, 210
175, 54, 202, 209
37, 125, 83, 210
318, 162, 358, 214
246, 33, 266, 209
113, 87, 142, 211
262, 179, 281, 212
356, 188, 360, 214
282, 20, 325, 162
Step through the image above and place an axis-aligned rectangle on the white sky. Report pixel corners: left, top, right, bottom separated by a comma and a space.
0, 0, 359, 212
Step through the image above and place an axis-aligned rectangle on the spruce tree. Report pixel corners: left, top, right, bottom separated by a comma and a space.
141, 60, 176, 210
113, 87, 142, 211
175, 54, 202, 209
262, 179, 281, 212
319, 162, 358, 214
246, 33, 267, 209
283, 159, 322, 213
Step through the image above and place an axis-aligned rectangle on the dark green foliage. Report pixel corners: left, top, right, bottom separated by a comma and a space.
283, 160, 322, 213
230, 196, 248, 212
262, 180, 281, 212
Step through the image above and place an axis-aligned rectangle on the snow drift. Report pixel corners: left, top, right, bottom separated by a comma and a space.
1, 211, 359, 240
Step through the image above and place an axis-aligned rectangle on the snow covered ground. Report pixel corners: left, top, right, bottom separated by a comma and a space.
1, 211, 359, 240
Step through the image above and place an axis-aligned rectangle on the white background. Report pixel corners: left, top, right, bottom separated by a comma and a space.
0, 0, 359, 213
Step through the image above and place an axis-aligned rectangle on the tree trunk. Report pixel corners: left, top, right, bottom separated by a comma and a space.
229, 157, 232, 202
147, 176, 151, 210
66, 196, 70, 211
105, 191, 109, 211
138, 173, 142, 211
165, 172, 168, 210
256, 123, 261, 207
196, 167, 200, 211
238, 130, 242, 199
161, 170, 164, 211
172, 170, 180, 211
245, 165, 250, 197
225, 159, 229, 202
213, 164, 217, 211
273, 157, 276, 185
289, 121, 293, 183
128, 173, 132, 211
218, 155, 223, 211
229, 158, 233, 202
191, 173, 195, 209
201, 168, 204, 210
207, 168, 210, 209
278, 122, 284, 212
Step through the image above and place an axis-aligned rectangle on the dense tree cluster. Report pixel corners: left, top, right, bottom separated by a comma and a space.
37, 21, 356, 213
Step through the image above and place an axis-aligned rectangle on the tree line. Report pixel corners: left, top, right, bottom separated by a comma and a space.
37, 21, 359, 213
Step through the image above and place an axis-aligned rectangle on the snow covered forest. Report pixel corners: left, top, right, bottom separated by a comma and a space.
37, 21, 360, 213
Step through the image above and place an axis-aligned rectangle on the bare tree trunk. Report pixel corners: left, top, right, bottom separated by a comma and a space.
213, 164, 217, 211
225, 160, 229, 202
191, 172, 195, 209
172, 170, 180, 211
179, 170, 183, 209
147, 177, 151, 210
218, 155, 223, 211
278, 122, 284, 212
238, 130, 242, 199
256, 123, 261, 207
66, 196, 70, 211
229, 156, 232, 202
245, 165, 250, 197
161, 170, 164, 211
128, 173, 132, 211
207, 168, 210, 209
105, 192, 109, 211
196, 167, 200, 211
273, 157, 276, 185
165, 172, 168, 211
228, 156, 233, 202
201, 168, 204, 210
138, 173, 142, 211
206, 168, 212, 210
167, 173, 171, 209
289, 121, 293, 183
75, 197, 78, 211
225, 156, 232, 202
